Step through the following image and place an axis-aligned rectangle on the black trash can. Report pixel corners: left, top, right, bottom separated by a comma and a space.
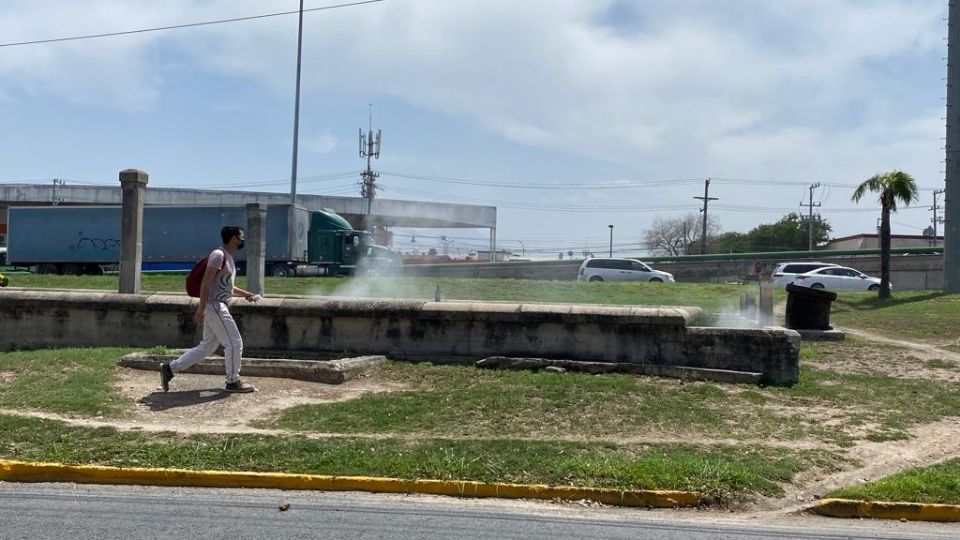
785, 283, 837, 330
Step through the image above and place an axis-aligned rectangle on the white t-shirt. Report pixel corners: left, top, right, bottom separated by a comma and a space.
206, 248, 236, 303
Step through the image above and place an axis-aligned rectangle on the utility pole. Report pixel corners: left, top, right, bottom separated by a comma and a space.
945, 0, 960, 291
359, 104, 382, 231
608, 225, 614, 257
289, 0, 304, 205
800, 182, 822, 251
933, 188, 946, 246
693, 178, 718, 254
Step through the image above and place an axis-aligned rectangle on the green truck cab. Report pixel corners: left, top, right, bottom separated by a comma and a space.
307, 210, 401, 276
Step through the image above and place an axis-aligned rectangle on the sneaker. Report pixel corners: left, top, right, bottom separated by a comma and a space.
160, 363, 174, 393
225, 380, 256, 393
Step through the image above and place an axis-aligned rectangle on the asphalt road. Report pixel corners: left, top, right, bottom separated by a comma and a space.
0, 482, 956, 540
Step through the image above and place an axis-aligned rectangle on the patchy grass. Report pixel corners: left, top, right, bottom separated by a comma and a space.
266, 362, 835, 443
6, 275, 747, 313
924, 358, 960, 370
830, 291, 960, 342
0, 348, 133, 416
3, 342, 959, 449
266, 347, 960, 447
826, 458, 960, 505
0, 413, 845, 500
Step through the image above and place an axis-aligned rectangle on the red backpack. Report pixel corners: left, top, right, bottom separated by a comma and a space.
185, 249, 224, 298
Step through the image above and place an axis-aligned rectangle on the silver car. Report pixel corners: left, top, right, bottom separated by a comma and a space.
578, 258, 675, 283
791, 266, 885, 292
771, 261, 840, 286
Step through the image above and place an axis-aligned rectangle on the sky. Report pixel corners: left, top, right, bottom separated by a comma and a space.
0, 0, 949, 259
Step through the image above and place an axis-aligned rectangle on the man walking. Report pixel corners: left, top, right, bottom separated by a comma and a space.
161, 226, 261, 393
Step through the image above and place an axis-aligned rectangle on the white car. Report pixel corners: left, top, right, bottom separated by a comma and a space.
578, 258, 675, 283
771, 261, 840, 286
791, 265, 886, 292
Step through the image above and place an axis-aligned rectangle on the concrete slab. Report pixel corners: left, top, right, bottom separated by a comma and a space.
796, 329, 846, 341
118, 353, 385, 384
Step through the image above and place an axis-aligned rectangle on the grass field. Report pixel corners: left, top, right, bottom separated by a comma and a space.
3, 278, 960, 503
3, 274, 751, 313
826, 458, 960, 505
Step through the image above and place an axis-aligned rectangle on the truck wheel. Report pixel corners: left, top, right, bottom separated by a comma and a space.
85, 264, 105, 276
588, 276, 603, 282
868, 284, 880, 292
63, 263, 83, 276
811, 283, 825, 289
270, 265, 291, 278
38, 264, 59, 275
649, 277, 663, 282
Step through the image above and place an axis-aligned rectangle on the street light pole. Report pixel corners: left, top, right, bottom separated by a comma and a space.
608, 225, 614, 257
289, 0, 304, 205
514, 240, 525, 257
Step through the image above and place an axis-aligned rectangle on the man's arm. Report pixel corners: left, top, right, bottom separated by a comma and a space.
232, 285, 260, 302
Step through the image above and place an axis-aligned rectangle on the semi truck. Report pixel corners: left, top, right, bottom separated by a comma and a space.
6, 205, 400, 277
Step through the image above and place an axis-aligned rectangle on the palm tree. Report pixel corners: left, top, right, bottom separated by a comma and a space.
851, 170, 919, 299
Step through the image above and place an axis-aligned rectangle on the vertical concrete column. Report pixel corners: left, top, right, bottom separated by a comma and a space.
758, 276, 774, 326
118, 169, 148, 294
246, 203, 267, 295
0, 204, 8, 247
489, 227, 497, 262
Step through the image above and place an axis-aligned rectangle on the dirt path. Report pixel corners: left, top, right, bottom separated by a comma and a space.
0, 365, 825, 449
838, 326, 960, 363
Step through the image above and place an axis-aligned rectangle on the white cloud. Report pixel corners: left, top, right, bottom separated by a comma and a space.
0, 0, 948, 235
304, 132, 336, 154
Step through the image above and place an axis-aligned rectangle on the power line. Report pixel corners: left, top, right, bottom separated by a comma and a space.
0, 0, 386, 48
380, 170, 942, 192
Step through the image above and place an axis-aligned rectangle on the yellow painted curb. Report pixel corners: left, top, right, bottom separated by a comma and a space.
0, 459, 704, 508
812, 498, 960, 523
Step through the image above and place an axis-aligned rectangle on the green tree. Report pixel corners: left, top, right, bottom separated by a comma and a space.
851, 170, 920, 299
706, 213, 831, 254
747, 213, 831, 252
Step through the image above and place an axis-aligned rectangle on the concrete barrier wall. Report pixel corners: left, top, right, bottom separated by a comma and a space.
401, 254, 943, 290
0, 290, 800, 385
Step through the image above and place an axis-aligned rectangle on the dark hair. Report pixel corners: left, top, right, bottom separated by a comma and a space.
221, 226, 243, 244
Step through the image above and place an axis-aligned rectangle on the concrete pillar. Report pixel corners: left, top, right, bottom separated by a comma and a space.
246, 203, 267, 295
0, 204, 8, 247
118, 169, 148, 294
489, 227, 497, 262
758, 277, 774, 326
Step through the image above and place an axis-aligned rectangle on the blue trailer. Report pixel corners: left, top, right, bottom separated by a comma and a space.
7, 205, 314, 276
7, 205, 400, 277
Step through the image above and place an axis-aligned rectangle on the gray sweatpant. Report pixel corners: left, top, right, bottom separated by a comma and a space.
170, 301, 244, 384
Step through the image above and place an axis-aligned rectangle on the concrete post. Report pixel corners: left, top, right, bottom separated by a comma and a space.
118, 169, 148, 294
0, 204, 8, 247
246, 203, 267, 295
758, 276, 774, 326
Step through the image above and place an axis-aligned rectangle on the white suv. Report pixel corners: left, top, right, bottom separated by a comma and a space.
578, 258, 675, 283
771, 261, 840, 286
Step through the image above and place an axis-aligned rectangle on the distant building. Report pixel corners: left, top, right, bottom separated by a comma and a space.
474, 249, 513, 262
825, 233, 943, 250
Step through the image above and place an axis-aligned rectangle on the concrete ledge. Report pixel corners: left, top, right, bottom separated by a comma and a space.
476, 357, 763, 385
118, 353, 384, 384
796, 329, 845, 342
0, 459, 705, 509
0, 289, 799, 385
811, 498, 960, 523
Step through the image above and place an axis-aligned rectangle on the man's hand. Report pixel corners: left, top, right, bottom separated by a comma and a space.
194, 306, 205, 324
245, 294, 262, 303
